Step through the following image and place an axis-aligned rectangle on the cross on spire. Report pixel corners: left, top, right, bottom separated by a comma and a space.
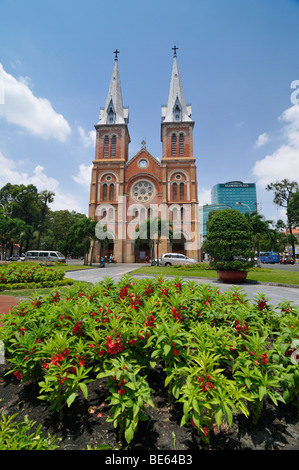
172, 45, 178, 57
113, 49, 120, 60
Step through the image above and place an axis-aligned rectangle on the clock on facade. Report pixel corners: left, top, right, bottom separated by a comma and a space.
138, 158, 149, 169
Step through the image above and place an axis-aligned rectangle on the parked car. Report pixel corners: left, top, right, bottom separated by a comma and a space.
25, 250, 66, 263
9, 254, 25, 262
158, 253, 197, 266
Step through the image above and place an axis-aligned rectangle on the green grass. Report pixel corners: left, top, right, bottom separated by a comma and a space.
132, 265, 299, 286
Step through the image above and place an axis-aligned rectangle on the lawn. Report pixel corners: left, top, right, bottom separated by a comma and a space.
132, 265, 299, 286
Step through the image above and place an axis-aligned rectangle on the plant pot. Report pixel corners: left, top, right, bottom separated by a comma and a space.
217, 270, 248, 284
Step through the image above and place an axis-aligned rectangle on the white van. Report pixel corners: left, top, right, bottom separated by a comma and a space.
25, 250, 66, 263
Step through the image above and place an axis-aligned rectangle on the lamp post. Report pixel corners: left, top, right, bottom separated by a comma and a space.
235, 201, 251, 213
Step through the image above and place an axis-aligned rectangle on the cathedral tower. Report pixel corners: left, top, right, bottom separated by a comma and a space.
89, 48, 201, 263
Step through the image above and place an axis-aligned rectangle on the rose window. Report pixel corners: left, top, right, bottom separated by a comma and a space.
131, 180, 155, 203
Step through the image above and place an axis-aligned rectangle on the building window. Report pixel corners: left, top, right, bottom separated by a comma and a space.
104, 136, 109, 157
103, 183, 107, 201
171, 133, 177, 156
180, 182, 184, 200
181, 207, 184, 221
109, 183, 114, 201
179, 133, 184, 156
111, 135, 116, 157
173, 182, 177, 201
108, 208, 114, 221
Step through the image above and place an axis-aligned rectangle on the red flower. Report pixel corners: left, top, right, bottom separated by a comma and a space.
262, 353, 268, 364
172, 348, 179, 356
13, 371, 23, 380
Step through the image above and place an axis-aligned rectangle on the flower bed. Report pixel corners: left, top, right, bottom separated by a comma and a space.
0, 276, 298, 448
0, 263, 69, 290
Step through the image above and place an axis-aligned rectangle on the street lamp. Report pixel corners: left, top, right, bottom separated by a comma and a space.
235, 201, 251, 212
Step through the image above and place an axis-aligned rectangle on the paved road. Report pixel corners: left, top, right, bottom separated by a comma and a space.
66, 264, 299, 307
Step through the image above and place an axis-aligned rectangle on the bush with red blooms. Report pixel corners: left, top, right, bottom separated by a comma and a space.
1, 276, 298, 446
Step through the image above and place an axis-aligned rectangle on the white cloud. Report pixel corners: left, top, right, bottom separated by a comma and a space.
72, 163, 92, 188
198, 187, 211, 206
78, 126, 96, 147
0, 151, 85, 213
255, 132, 269, 147
253, 104, 299, 187
0, 63, 71, 141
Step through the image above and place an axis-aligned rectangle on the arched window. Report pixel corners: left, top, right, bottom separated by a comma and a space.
173, 182, 177, 201
104, 136, 109, 157
181, 207, 184, 221
172, 207, 178, 221
179, 133, 184, 156
180, 182, 184, 201
103, 183, 107, 201
108, 208, 114, 221
109, 183, 114, 201
111, 135, 116, 157
171, 133, 177, 156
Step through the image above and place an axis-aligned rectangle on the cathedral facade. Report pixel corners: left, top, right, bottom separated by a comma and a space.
88, 49, 201, 263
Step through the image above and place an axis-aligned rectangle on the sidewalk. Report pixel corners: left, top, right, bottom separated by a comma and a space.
0, 296, 19, 326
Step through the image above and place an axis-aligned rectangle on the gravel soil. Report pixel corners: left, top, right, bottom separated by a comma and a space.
1, 361, 298, 456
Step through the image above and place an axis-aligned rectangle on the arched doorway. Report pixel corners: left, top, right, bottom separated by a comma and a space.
134, 242, 151, 263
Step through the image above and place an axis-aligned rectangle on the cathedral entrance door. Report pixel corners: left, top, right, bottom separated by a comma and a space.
135, 242, 151, 263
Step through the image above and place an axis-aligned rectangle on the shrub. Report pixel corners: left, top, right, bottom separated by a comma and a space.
203, 209, 254, 271
0, 276, 298, 446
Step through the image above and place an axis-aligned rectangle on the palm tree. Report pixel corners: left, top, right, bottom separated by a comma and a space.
244, 213, 272, 267
135, 217, 173, 265
37, 191, 55, 249
67, 217, 98, 265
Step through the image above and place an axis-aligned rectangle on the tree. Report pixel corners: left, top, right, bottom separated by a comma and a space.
244, 212, 272, 266
67, 217, 98, 265
288, 190, 299, 229
36, 191, 55, 249
0, 216, 26, 260
266, 179, 299, 257
135, 217, 173, 264
203, 209, 254, 271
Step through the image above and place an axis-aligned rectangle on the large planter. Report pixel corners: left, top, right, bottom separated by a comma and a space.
217, 270, 248, 284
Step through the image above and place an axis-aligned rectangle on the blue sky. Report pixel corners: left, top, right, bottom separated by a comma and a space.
0, 0, 299, 222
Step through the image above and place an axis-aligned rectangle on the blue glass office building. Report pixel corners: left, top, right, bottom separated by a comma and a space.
211, 181, 257, 215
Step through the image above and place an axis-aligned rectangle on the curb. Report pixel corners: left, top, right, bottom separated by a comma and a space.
129, 271, 299, 289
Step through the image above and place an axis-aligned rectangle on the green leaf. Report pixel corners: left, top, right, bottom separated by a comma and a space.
125, 424, 135, 444
163, 344, 171, 356
215, 408, 223, 426
67, 393, 77, 407
79, 382, 88, 399
258, 385, 267, 401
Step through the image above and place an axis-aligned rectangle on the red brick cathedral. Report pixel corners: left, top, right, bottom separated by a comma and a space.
88, 48, 201, 263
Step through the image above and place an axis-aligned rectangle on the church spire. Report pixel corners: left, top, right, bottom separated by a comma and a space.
98, 51, 129, 125
161, 46, 192, 123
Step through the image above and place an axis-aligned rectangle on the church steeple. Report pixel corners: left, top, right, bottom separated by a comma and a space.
161, 47, 194, 160
98, 51, 129, 125
161, 46, 192, 123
